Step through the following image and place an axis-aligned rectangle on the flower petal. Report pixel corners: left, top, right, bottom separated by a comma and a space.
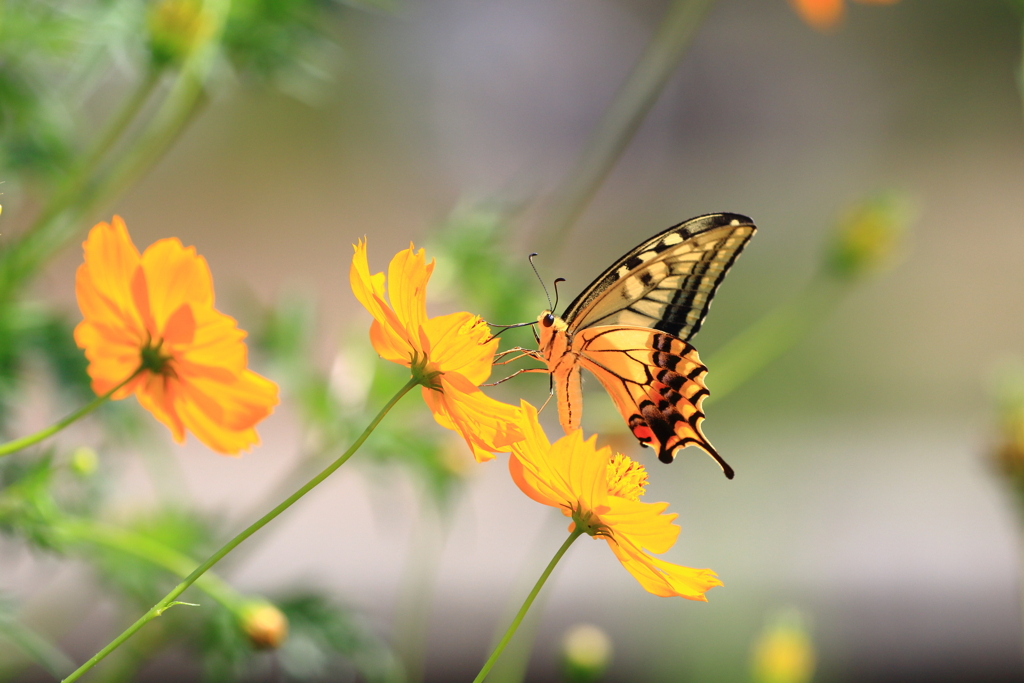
138, 237, 215, 336
75, 217, 146, 342
606, 534, 722, 600
173, 369, 280, 454
350, 239, 416, 361
422, 372, 521, 462
422, 311, 497, 384
789, 0, 843, 30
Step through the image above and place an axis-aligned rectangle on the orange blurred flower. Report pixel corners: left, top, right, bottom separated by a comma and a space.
74, 217, 279, 455
789, 0, 899, 31
350, 240, 521, 462
509, 401, 722, 601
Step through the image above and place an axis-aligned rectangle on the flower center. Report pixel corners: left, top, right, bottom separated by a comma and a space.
139, 338, 174, 376
606, 453, 648, 501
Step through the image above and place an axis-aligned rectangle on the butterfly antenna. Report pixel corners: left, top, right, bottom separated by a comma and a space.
529, 253, 553, 310
551, 277, 565, 314
485, 320, 539, 341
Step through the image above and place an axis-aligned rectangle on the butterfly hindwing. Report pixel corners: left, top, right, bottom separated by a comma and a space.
571, 326, 733, 479
562, 213, 755, 342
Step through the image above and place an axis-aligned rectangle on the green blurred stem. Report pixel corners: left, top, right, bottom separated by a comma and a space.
0, 619, 76, 678
56, 518, 244, 612
472, 529, 584, 683
32, 69, 163, 233
62, 376, 419, 683
0, 370, 141, 459
703, 275, 846, 404
539, 0, 717, 258
0, 0, 231, 302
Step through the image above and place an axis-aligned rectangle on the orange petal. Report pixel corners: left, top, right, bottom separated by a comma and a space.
162, 304, 196, 347
789, 0, 843, 30
75, 218, 146, 340
174, 369, 279, 454
176, 305, 247, 377
138, 237, 215, 338
135, 373, 186, 443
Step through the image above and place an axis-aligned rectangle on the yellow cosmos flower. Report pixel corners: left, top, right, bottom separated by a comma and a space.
350, 240, 521, 462
74, 217, 279, 455
509, 401, 721, 601
789, 0, 899, 31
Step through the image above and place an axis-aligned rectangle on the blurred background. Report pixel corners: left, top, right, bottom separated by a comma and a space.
2, 0, 1024, 681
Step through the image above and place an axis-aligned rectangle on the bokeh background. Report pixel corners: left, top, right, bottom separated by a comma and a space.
3, 0, 1024, 681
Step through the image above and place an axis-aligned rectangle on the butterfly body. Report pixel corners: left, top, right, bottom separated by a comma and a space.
535, 213, 756, 479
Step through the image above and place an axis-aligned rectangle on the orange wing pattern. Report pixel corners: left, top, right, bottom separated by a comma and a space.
533, 213, 755, 479
568, 326, 733, 479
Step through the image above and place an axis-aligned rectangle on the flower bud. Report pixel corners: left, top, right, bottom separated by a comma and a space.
825, 193, 910, 281
239, 601, 288, 650
751, 608, 815, 683
69, 446, 99, 477
561, 623, 612, 683
147, 0, 212, 67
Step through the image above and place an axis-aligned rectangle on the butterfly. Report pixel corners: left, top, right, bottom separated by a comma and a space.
521, 213, 756, 479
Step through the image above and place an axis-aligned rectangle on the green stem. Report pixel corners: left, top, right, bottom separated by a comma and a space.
703, 274, 846, 404
56, 518, 243, 612
472, 529, 584, 683
33, 69, 163, 233
0, 370, 141, 459
538, 0, 717, 258
62, 376, 419, 683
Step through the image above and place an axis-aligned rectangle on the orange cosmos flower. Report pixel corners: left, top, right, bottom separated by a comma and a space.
74, 217, 279, 455
789, 0, 899, 31
509, 401, 721, 600
350, 240, 522, 462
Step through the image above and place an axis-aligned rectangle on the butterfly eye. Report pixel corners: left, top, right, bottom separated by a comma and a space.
542, 313, 555, 327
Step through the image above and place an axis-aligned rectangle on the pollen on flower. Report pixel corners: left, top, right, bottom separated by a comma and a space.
606, 453, 648, 501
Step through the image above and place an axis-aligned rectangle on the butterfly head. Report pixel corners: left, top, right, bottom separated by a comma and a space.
536, 310, 568, 356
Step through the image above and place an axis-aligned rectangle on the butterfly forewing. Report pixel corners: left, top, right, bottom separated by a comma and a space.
562, 213, 755, 342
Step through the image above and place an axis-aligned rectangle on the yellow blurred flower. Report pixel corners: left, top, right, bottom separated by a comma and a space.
752, 609, 816, 683
74, 217, 279, 455
789, 0, 899, 31
509, 401, 721, 601
350, 240, 521, 462
239, 601, 289, 650
147, 0, 213, 66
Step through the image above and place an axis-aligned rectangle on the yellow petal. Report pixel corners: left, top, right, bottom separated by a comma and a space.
350, 240, 417, 360
386, 244, 433, 337
422, 372, 522, 462
606, 534, 722, 600
422, 311, 497, 384
174, 369, 279, 454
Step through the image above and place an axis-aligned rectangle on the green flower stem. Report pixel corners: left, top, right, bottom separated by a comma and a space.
538, 0, 717, 258
62, 375, 420, 683
55, 518, 243, 613
472, 528, 585, 683
0, 370, 141, 460
703, 275, 846, 404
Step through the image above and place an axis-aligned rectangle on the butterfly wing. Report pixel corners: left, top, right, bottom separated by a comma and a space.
571, 325, 733, 478
561, 213, 756, 341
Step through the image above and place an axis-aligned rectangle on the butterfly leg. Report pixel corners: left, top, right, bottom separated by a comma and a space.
482, 366, 547, 386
